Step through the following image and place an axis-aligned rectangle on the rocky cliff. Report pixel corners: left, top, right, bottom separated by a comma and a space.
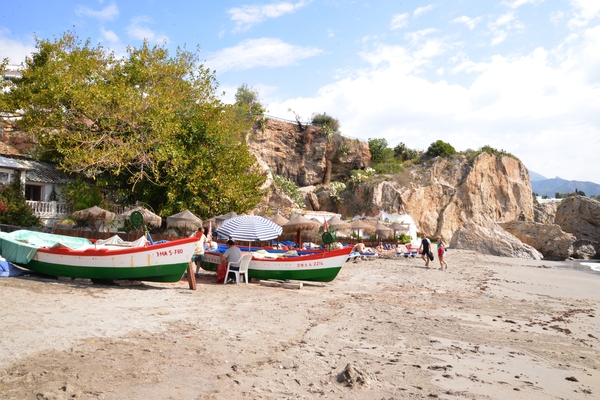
249, 119, 535, 244
247, 119, 370, 187
329, 153, 533, 242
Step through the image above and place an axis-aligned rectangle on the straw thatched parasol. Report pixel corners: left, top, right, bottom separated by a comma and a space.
350, 219, 376, 234
281, 215, 321, 246
389, 221, 409, 237
72, 205, 116, 232
268, 214, 289, 227
72, 205, 116, 222
121, 206, 162, 228
375, 222, 394, 239
326, 216, 351, 231
166, 210, 203, 234
215, 212, 238, 224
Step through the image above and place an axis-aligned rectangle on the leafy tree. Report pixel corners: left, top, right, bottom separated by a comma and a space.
0, 172, 42, 227
426, 140, 457, 158
311, 112, 340, 132
59, 178, 103, 211
1, 32, 266, 217
234, 83, 266, 120
393, 142, 420, 162
368, 138, 394, 163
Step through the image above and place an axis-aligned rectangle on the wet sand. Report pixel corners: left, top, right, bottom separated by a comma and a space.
1, 249, 599, 399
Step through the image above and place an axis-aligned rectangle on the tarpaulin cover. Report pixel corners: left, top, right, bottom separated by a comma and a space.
0, 257, 23, 277
0, 230, 92, 265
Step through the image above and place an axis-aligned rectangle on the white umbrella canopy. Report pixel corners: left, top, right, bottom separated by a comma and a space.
166, 210, 203, 231
216, 215, 283, 242
121, 206, 162, 228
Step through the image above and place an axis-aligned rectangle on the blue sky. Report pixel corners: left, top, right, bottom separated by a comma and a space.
2, 0, 600, 182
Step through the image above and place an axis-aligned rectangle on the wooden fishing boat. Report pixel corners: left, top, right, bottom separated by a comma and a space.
0, 230, 198, 283
201, 246, 353, 282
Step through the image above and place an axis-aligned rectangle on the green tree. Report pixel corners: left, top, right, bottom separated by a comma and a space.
0, 172, 42, 227
393, 142, 420, 162
234, 83, 266, 120
2, 32, 266, 217
311, 112, 340, 132
426, 140, 457, 158
368, 138, 394, 163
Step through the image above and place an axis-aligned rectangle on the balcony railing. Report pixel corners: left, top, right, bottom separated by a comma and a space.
26, 201, 71, 218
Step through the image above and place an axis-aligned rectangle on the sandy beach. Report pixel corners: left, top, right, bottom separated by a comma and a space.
1, 250, 599, 399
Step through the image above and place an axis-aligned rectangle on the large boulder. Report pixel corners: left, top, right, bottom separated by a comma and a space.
450, 214, 543, 260
499, 221, 576, 260
554, 196, 600, 243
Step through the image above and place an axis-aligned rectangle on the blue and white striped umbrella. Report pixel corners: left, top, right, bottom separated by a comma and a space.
216, 215, 283, 241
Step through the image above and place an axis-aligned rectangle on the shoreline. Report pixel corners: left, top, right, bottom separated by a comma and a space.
1, 249, 599, 399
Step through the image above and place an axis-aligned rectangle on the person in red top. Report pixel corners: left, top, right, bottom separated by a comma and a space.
437, 235, 448, 270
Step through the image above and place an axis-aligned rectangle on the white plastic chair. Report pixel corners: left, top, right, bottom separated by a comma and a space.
224, 253, 252, 284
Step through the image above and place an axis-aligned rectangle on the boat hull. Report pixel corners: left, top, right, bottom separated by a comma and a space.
15, 237, 198, 283
201, 246, 352, 282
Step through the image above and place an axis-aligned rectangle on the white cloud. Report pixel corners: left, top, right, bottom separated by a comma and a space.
265, 25, 600, 182
126, 16, 169, 43
228, 0, 312, 32
0, 30, 36, 64
205, 38, 322, 73
569, 0, 600, 27
501, 0, 545, 9
452, 15, 482, 30
487, 11, 524, 45
414, 5, 434, 17
100, 27, 119, 43
390, 13, 409, 30
75, 2, 119, 21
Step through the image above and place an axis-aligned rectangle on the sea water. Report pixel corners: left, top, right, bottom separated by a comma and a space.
580, 260, 600, 273
554, 259, 600, 276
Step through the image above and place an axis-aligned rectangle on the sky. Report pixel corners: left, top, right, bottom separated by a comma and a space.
1, 0, 600, 182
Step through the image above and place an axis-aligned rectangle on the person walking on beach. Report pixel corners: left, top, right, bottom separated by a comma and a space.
419, 234, 432, 268
437, 235, 448, 270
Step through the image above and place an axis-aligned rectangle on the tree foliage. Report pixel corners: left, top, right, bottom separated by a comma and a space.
311, 112, 340, 132
368, 138, 394, 163
426, 140, 457, 158
0, 172, 42, 227
2, 32, 266, 217
393, 142, 420, 162
234, 83, 266, 120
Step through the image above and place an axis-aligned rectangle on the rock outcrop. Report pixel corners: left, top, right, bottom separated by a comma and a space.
332, 152, 534, 241
554, 196, 600, 243
247, 119, 370, 187
499, 221, 576, 260
449, 214, 543, 260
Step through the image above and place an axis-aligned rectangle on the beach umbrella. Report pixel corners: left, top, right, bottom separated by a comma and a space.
389, 221, 408, 238
375, 222, 394, 239
350, 219, 376, 234
215, 212, 238, 224
281, 215, 320, 246
326, 216, 351, 232
166, 210, 203, 234
120, 206, 162, 228
268, 214, 289, 227
72, 205, 116, 222
216, 215, 283, 242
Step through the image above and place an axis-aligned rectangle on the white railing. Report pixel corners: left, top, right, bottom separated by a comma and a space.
26, 201, 71, 218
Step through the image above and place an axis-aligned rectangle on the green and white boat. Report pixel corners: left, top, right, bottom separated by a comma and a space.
0, 230, 198, 283
201, 246, 353, 282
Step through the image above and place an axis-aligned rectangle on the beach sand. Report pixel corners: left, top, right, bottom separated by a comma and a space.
1, 250, 599, 399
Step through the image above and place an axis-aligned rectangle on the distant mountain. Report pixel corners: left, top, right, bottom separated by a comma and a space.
528, 170, 547, 182
531, 177, 600, 197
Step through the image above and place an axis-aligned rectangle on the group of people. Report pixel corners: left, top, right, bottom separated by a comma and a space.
418, 233, 448, 270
